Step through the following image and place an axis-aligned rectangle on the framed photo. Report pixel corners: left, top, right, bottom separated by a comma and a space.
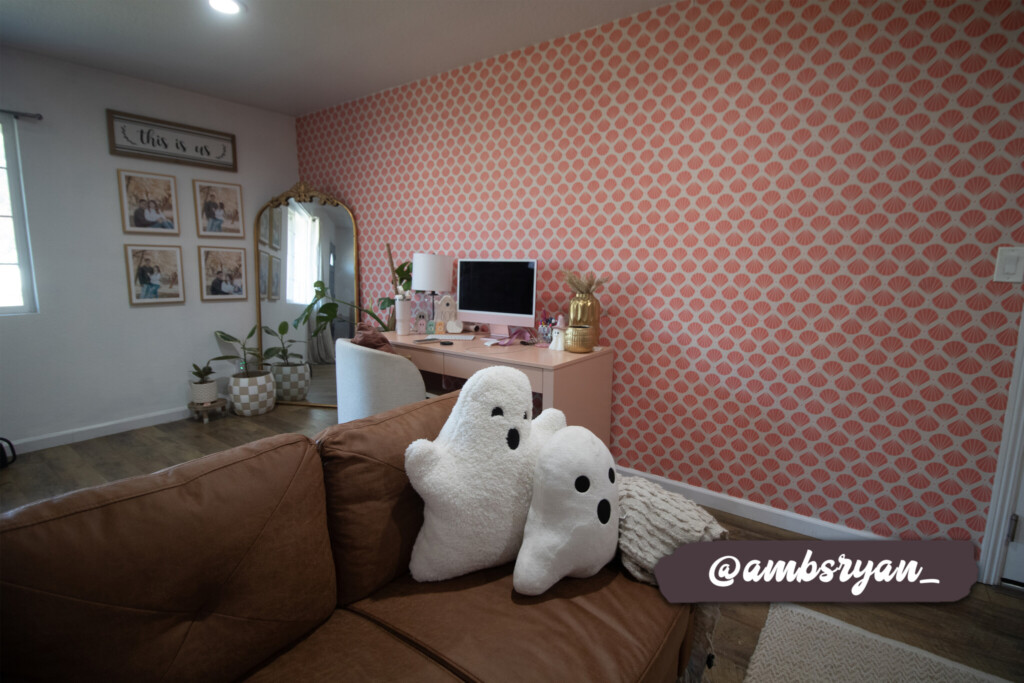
194, 180, 244, 238
107, 109, 237, 172
270, 207, 282, 250
258, 250, 269, 299
199, 246, 247, 302
124, 245, 185, 305
268, 254, 281, 301
118, 170, 179, 235
258, 209, 270, 246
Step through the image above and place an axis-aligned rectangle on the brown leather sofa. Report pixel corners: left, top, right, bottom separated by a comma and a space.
1, 394, 694, 682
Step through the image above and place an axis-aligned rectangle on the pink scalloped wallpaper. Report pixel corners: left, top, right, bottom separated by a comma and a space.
297, 0, 1024, 547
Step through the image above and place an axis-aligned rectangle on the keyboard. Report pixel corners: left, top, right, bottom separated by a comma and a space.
425, 334, 475, 341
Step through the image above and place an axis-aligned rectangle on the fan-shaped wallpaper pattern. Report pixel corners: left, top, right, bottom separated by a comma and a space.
297, 0, 1024, 548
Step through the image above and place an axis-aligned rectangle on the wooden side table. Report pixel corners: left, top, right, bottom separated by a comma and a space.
188, 398, 227, 424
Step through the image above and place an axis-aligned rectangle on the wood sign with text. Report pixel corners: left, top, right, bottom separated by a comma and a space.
107, 110, 237, 172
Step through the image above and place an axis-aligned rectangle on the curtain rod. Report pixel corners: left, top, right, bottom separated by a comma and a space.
0, 109, 43, 121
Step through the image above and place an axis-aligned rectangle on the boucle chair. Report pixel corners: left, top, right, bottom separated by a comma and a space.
335, 339, 426, 423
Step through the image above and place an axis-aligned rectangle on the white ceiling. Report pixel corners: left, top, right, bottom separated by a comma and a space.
0, 0, 672, 117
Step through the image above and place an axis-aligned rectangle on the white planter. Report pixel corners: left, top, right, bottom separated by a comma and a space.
395, 299, 412, 335
189, 381, 219, 405
228, 371, 276, 416
271, 363, 311, 401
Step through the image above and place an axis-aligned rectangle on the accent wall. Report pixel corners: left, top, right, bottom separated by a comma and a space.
296, 0, 1024, 548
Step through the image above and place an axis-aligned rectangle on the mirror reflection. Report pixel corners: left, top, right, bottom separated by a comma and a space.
255, 182, 358, 407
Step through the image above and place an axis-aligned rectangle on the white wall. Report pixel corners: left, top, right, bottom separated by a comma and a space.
0, 49, 299, 450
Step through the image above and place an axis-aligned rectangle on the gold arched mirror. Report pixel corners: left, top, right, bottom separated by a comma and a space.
254, 181, 359, 408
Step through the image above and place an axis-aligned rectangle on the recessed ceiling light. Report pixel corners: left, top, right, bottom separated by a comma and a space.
209, 0, 242, 15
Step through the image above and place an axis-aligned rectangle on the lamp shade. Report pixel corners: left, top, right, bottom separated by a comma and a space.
411, 253, 452, 293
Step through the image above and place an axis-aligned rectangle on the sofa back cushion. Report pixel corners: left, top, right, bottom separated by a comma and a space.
315, 393, 458, 605
0, 433, 336, 683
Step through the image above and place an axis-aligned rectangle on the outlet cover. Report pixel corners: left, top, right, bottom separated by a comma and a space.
994, 246, 1024, 283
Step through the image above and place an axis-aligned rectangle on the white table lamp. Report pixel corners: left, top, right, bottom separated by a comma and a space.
411, 253, 452, 320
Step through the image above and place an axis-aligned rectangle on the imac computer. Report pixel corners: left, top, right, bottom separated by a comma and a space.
457, 259, 537, 337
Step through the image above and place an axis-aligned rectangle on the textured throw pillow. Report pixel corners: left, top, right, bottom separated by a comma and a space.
405, 366, 566, 582
351, 322, 395, 354
617, 475, 728, 585
514, 426, 620, 595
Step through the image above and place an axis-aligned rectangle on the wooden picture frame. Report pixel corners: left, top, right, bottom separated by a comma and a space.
270, 206, 282, 250
124, 244, 185, 305
258, 210, 270, 246
199, 246, 247, 302
118, 170, 179, 235
194, 180, 244, 238
259, 250, 269, 300
268, 254, 281, 301
107, 109, 237, 172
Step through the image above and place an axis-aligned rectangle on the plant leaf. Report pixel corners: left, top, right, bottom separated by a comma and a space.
278, 320, 289, 335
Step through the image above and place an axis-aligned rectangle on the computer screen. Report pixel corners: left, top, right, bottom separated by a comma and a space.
457, 259, 537, 333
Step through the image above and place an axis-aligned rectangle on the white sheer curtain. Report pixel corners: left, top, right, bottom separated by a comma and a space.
286, 201, 319, 305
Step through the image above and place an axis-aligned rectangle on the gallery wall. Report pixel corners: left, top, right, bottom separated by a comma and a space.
296, 0, 1024, 548
0, 49, 298, 450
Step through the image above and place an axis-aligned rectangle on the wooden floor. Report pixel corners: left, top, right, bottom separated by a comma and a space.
2, 409, 1023, 682
0, 404, 337, 512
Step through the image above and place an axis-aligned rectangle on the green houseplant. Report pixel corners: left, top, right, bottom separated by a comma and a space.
263, 321, 311, 401
296, 243, 412, 334
189, 358, 219, 405
214, 326, 275, 416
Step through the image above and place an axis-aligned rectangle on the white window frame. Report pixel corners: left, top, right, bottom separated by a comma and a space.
0, 112, 38, 315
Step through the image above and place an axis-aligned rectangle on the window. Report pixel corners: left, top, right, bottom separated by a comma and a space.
285, 202, 319, 304
0, 112, 37, 314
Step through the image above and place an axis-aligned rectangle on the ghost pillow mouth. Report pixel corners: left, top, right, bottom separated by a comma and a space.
506, 428, 520, 450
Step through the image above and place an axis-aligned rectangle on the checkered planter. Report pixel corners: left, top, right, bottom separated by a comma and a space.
228, 372, 275, 417
271, 363, 310, 401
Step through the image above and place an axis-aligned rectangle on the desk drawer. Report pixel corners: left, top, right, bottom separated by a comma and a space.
444, 356, 543, 393
405, 347, 444, 374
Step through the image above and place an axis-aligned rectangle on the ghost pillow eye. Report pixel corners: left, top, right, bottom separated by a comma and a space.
491, 407, 503, 416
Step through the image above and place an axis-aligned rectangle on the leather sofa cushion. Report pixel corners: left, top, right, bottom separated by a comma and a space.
315, 393, 458, 606
349, 563, 692, 683
0, 434, 336, 683
245, 609, 460, 681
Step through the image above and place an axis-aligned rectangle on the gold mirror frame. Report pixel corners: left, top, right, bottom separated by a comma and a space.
253, 181, 360, 408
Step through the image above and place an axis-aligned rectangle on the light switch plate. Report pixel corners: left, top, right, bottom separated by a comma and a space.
994, 246, 1024, 283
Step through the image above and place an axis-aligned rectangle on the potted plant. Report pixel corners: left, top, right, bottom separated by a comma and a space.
263, 320, 311, 401
189, 358, 219, 405
213, 326, 275, 416
562, 270, 610, 353
296, 243, 411, 334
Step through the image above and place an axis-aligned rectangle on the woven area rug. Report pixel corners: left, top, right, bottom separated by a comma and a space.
743, 604, 1008, 683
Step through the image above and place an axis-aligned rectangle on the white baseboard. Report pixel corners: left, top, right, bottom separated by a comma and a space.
616, 465, 883, 541
12, 407, 192, 454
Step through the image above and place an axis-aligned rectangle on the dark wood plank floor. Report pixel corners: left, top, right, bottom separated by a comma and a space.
0, 404, 337, 512
2, 409, 1022, 681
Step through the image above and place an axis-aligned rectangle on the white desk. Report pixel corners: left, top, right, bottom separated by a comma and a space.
385, 332, 614, 445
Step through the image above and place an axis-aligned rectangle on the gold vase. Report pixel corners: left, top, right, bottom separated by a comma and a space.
567, 293, 600, 353
568, 293, 601, 337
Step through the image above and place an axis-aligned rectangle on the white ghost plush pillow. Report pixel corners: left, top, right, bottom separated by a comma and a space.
513, 425, 620, 595
405, 366, 566, 582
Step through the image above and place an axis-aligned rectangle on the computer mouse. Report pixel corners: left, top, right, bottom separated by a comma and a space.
440, 340, 454, 346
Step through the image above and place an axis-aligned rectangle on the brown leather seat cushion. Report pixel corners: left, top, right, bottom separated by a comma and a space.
349, 563, 691, 683
0, 434, 336, 683
315, 393, 459, 606
245, 609, 459, 681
